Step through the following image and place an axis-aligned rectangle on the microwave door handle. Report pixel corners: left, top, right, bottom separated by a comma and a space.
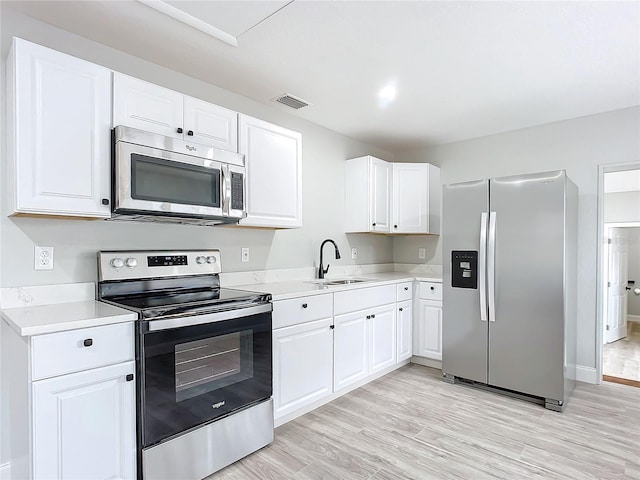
221, 164, 230, 216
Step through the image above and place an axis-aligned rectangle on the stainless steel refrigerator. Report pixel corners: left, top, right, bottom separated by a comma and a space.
442, 170, 577, 411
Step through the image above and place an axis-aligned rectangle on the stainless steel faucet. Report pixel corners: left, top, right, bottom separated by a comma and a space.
318, 239, 341, 279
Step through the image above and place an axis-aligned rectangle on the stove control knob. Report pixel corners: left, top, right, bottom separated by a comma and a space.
125, 258, 138, 268
110, 258, 124, 269
196, 256, 207, 265
206, 256, 217, 264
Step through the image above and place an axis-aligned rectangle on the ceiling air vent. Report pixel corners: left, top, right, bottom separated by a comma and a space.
273, 93, 310, 110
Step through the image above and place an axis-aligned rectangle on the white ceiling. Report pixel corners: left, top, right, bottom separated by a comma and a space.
4, 1, 639, 153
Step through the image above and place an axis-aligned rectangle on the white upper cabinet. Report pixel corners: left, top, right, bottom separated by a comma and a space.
113, 73, 238, 152
391, 163, 441, 234
345, 156, 390, 233
8, 38, 112, 218
346, 156, 440, 234
238, 114, 302, 228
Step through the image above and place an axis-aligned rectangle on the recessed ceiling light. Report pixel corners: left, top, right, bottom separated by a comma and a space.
378, 83, 397, 107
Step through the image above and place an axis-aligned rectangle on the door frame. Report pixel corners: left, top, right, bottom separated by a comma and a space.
596, 161, 640, 382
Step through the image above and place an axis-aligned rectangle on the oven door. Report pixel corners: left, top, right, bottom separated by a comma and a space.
139, 304, 272, 448
115, 141, 224, 218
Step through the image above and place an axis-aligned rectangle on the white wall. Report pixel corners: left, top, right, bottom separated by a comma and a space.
0, 7, 395, 289
604, 191, 640, 223
397, 107, 640, 373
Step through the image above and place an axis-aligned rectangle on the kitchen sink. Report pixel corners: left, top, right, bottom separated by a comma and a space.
323, 279, 369, 285
306, 278, 370, 286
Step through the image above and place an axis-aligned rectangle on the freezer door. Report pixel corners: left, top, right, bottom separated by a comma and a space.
488, 171, 566, 400
442, 179, 489, 383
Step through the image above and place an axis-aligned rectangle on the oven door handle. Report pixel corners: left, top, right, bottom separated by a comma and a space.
146, 303, 272, 332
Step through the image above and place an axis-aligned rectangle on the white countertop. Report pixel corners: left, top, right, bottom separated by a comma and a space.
1, 301, 137, 337
233, 272, 442, 301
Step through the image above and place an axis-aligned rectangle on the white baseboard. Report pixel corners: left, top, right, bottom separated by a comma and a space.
628, 315, 640, 324
0, 462, 10, 480
575, 365, 598, 384
410, 356, 442, 370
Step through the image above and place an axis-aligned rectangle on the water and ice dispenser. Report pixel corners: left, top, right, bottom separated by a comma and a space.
451, 251, 478, 289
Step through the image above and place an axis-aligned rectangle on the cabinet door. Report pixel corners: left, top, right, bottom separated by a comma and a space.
415, 300, 442, 360
183, 95, 238, 151
369, 304, 397, 374
397, 300, 413, 362
273, 318, 333, 419
334, 311, 368, 391
113, 73, 183, 138
392, 163, 428, 233
11, 38, 111, 217
239, 115, 302, 228
32, 361, 136, 480
369, 158, 390, 233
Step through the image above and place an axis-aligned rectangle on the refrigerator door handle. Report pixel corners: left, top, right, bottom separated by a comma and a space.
479, 212, 488, 321
488, 211, 497, 322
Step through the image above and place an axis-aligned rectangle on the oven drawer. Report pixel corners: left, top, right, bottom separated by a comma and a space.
31, 322, 134, 380
273, 293, 333, 329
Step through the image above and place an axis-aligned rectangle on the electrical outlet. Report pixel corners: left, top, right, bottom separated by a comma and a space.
351, 248, 358, 259
241, 247, 250, 263
418, 248, 426, 260
34, 246, 54, 270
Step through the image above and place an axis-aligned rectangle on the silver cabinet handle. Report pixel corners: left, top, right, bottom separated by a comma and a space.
479, 212, 488, 321
487, 211, 497, 322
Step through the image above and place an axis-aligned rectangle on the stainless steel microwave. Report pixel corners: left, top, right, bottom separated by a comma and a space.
110, 126, 246, 226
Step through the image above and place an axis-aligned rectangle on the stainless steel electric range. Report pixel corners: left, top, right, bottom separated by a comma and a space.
97, 250, 274, 480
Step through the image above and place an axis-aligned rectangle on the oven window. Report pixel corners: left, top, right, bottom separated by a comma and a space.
131, 154, 220, 207
174, 331, 253, 402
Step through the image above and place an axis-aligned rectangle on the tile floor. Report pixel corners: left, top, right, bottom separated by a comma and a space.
603, 321, 640, 382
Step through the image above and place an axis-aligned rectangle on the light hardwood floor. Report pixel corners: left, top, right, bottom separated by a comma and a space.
604, 321, 640, 383
208, 365, 640, 480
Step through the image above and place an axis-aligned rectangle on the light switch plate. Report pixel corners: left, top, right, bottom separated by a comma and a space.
241, 248, 250, 263
34, 246, 54, 270
418, 248, 426, 260
351, 248, 358, 259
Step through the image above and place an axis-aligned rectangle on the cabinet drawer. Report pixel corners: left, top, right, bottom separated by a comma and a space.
273, 293, 333, 329
334, 285, 396, 315
396, 282, 413, 302
419, 282, 442, 301
31, 322, 135, 380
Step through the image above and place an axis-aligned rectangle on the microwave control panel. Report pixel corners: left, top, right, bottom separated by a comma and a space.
230, 172, 244, 210
451, 251, 478, 289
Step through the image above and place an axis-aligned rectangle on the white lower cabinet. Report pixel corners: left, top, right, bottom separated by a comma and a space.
397, 300, 413, 362
1, 320, 136, 480
32, 361, 136, 480
333, 311, 368, 391
273, 318, 333, 419
334, 303, 396, 391
415, 300, 442, 360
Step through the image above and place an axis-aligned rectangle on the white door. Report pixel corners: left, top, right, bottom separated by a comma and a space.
415, 300, 443, 360
396, 300, 413, 362
183, 96, 238, 151
273, 318, 334, 420
113, 73, 183, 138
12, 38, 112, 217
606, 227, 629, 343
369, 158, 391, 233
239, 114, 302, 228
334, 311, 368, 391
369, 304, 397, 374
32, 362, 136, 480
392, 163, 428, 233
